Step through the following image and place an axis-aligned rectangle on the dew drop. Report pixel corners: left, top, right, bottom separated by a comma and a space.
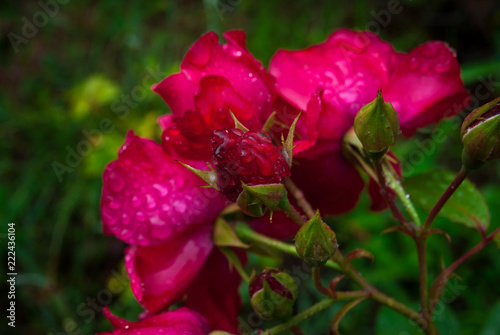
146, 194, 157, 209
409, 57, 419, 71
121, 213, 130, 226
107, 199, 122, 210
108, 170, 126, 192
135, 211, 146, 222
173, 200, 187, 213
434, 60, 452, 73
152, 183, 169, 197
131, 195, 142, 208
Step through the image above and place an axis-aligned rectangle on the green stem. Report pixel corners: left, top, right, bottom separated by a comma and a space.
422, 167, 469, 234
373, 160, 413, 233
234, 223, 342, 272
263, 297, 344, 335
416, 238, 430, 322
284, 178, 316, 219
341, 263, 427, 329
383, 164, 421, 226
281, 200, 307, 226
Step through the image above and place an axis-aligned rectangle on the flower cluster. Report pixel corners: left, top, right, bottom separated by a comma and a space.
99, 29, 468, 333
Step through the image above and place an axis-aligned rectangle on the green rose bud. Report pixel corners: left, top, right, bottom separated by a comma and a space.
461, 97, 500, 170
236, 183, 288, 217
295, 211, 337, 266
248, 268, 297, 320
354, 90, 400, 158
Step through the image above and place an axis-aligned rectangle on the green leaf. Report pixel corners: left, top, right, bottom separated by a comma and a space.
404, 170, 490, 231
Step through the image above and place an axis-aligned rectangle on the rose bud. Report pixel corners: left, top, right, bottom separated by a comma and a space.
210, 128, 291, 203
248, 268, 297, 320
461, 97, 500, 169
354, 90, 400, 158
295, 211, 337, 266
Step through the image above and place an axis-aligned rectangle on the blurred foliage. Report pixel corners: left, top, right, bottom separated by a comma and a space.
1, 0, 500, 334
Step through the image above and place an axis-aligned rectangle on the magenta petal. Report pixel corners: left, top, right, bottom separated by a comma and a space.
125, 225, 214, 314
98, 306, 210, 335
101, 131, 224, 246
270, 29, 394, 116
293, 140, 364, 215
195, 75, 261, 129
152, 72, 197, 117
384, 41, 470, 134
184, 249, 244, 333
181, 31, 275, 117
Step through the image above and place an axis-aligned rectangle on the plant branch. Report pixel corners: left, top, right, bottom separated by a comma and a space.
263, 294, 365, 335
313, 266, 331, 296
340, 263, 427, 329
422, 167, 469, 234
281, 199, 307, 225
284, 177, 316, 219
235, 224, 427, 331
330, 297, 368, 335
429, 226, 500, 312
416, 238, 430, 321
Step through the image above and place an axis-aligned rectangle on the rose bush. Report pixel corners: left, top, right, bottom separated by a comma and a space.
100, 29, 473, 334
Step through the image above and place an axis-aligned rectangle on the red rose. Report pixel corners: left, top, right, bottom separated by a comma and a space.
153, 30, 276, 162
269, 29, 470, 214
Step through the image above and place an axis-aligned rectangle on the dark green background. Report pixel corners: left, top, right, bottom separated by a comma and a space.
2, 0, 500, 334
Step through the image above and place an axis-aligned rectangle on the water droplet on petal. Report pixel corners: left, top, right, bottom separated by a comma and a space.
434, 60, 452, 73
152, 183, 169, 197
173, 200, 187, 213
106, 199, 122, 210
122, 213, 130, 225
135, 211, 146, 222
108, 170, 125, 192
409, 57, 419, 71
131, 196, 142, 207
146, 194, 157, 209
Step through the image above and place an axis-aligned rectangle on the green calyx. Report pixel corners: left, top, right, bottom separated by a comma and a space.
294, 211, 338, 266
236, 183, 288, 217
461, 97, 500, 168
354, 90, 400, 157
